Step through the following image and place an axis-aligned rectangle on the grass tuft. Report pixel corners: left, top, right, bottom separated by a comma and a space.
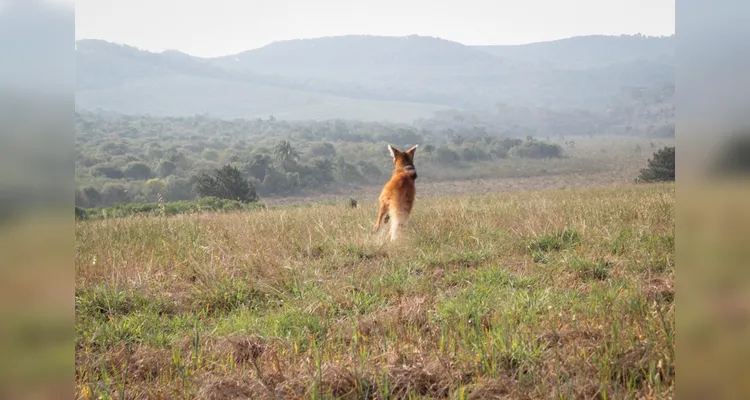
528, 227, 581, 253
570, 257, 613, 281
191, 278, 275, 315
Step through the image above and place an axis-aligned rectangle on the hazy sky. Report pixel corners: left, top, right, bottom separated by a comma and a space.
75, 0, 675, 58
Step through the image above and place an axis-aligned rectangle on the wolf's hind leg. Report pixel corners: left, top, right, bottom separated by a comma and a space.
372, 203, 389, 233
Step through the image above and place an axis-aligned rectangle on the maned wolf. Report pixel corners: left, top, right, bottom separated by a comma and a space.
372, 144, 418, 241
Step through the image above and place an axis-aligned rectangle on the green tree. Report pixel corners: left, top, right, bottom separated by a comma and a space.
194, 174, 221, 198
261, 167, 300, 195
101, 184, 131, 206
165, 176, 194, 202
194, 165, 258, 203
123, 162, 153, 180
333, 156, 363, 183
202, 149, 220, 162
511, 139, 563, 159
435, 147, 460, 166
144, 178, 166, 196
311, 158, 335, 183
245, 154, 272, 181
78, 186, 101, 208
147, 148, 164, 161
225, 152, 242, 163
636, 146, 675, 182
274, 140, 300, 168
157, 160, 177, 177
166, 150, 188, 169
91, 164, 124, 179
309, 142, 337, 159
356, 160, 382, 182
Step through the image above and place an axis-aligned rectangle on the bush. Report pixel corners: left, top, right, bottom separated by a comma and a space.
91, 164, 124, 179
76, 197, 266, 220
75, 206, 87, 221
157, 160, 177, 177
100, 183, 132, 205
497, 137, 523, 150
637, 146, 675, 182
511, 139, 564, 159
77, 186, 101, 207
434, 147, 460, 166
490, 145, 509, 159
461, 147, 489, 162
123, 162, 153, 180
194, 165, 259, 203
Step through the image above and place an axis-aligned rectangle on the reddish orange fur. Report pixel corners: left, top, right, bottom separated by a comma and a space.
372, 144, 418, 241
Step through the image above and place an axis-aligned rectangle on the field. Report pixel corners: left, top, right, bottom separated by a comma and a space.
260, 136, 674, 206
75, 182, 675, 399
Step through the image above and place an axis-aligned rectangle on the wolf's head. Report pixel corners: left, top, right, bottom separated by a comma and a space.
388, 144, 418, 179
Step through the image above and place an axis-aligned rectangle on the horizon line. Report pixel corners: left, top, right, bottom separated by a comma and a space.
74, 32, 675, 59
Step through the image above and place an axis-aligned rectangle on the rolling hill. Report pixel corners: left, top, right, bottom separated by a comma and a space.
212, 34, 508, 79
75, 34, 674, 123
475, 34, 674, 70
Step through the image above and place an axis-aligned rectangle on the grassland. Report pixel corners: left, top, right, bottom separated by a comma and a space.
262, 136, 675, 206
75, 182, 674, 399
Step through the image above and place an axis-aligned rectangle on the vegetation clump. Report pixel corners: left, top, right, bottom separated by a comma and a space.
636, 146, 674, 182
195, 165, 259, 203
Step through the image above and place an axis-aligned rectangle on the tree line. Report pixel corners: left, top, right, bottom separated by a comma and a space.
76, 112, 569, 208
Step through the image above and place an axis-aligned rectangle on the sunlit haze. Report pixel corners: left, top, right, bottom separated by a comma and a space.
75, 0, 675, 57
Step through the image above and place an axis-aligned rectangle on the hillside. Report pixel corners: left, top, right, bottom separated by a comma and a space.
212, 34, 508, 79
75, 34, 674, 122
75, 74, 448, 123
475, 34, 674, 70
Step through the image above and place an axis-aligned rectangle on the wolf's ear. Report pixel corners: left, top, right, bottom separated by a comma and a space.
388, 144, 401, 159
406, 144, 418, 157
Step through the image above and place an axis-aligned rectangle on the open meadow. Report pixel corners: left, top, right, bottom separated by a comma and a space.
75, 182, 674, 399
197, 135, 675, 207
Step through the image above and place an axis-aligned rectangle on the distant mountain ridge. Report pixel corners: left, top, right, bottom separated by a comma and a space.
476, 34, 674, 69
75, 34, 674, 122
212, 34, 513, 78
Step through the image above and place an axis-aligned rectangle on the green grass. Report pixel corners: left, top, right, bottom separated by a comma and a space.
75, 183, 674, 399
76, 196, 267, 220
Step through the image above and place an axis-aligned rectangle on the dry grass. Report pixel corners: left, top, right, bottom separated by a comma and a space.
262, 136, 675, 206
75, 182, 674, 399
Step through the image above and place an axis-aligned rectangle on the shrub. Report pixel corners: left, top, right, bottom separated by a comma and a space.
90, 164, 124, 179
77, 197, 266, 220
194, 165, 258, 203
157, 160, 177, 177
75, 206, 87, 221
434, 147, 460, 165
637, 146, 675, 182
497, 137, 523, 150
123, 162, 153, 180
511, 139, 563, 159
